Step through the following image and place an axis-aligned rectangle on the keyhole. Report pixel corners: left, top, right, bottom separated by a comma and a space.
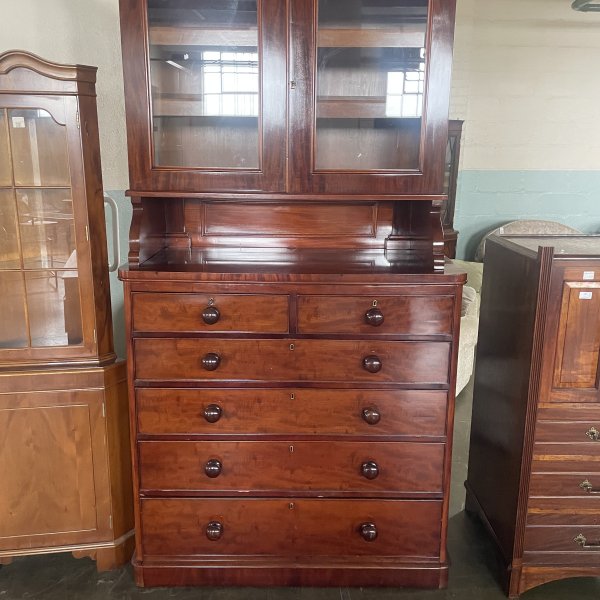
289, 343, 295, 351
372, 300, 378, 307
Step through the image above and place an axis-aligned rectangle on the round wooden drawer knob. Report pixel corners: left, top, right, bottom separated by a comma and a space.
206, 521, 223, 541
365, 307, 384, 327
203, 404, 223, 423
361, 461, 379, 480
362, 407, 381, 425
201, 353, 221, 371
363, 355, 382, 373
359, 522, 378, 542
202, 306, 220, 325
205, 459, 222, 478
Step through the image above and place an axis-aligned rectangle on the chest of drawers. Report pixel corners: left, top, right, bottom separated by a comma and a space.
465, 236, 600, 598
122, 264, 464, 587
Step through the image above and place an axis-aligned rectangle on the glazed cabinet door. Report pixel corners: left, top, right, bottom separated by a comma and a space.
288, 0, 456, 195
0, 98, 99, 365
120, 0, 287, 193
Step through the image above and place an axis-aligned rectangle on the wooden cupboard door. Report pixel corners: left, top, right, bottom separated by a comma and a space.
0, 390, 111, 550
288, 0, 456, 195
120, 0, 287, 193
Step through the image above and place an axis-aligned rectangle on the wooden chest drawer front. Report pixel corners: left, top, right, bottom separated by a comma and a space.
536, 420, 600, 445
297, 295, 454, 336
532, 443, 600, 473
527, 497, 600, 526
141, 498, 442, 558
134, 339, 450, 384
524, 525, 600, 558
530, 473, 600, 498
132, 293, 289, 333
136, 389, 448, 437
138, 441, 444, 494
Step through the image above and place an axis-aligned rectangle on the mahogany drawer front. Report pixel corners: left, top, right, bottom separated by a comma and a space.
138, 441, 444, 494
132, 293, 289, 334
136, 388, 448, 438
141, 498, 443, 558
530, 473, 600, 498
524, 525, 600, 559
296, 295, 454, 336
532, 443, 600, 473
526, 497, 600, 526
134, 339, 450, 385
535, 421, 600, 444
537, 403, 600, 424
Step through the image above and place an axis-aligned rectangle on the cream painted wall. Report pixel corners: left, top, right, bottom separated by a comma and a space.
0, 0, 129, 190
451, 0, 600, 171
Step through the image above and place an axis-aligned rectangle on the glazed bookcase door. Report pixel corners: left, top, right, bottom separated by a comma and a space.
0, 97, 98, 365
120, 0, 287, 193
289, 0, 455, 195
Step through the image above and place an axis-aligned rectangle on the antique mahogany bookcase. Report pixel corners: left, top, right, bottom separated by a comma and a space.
0, 52, 134, 570
118, 0, 465, 588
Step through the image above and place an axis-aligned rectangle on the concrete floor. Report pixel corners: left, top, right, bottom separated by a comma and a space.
2, 378, 600, 600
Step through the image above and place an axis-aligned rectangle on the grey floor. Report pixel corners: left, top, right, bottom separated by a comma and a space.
2, 378, 600, 600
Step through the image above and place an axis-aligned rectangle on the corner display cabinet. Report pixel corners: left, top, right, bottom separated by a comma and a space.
0, 52, 134, 571
466, 235, 600, 598
118, 0, 465, 589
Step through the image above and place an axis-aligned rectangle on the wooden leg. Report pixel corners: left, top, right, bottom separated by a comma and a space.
72, 534, 135, 572
0, 557, 13, 566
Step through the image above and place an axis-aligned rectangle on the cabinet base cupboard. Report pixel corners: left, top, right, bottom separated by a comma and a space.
118, 0, 462, 589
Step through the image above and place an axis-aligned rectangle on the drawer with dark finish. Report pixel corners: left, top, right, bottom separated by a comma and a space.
138, 441, 444, 495
297, 295, 454, 336
141, 498, 443, 558
136, 388, 448, 438
530, 473, 600, 498
524, 525, 600, 562
134, 339, 450, 385
535, 420, 600, 445
132, 293, 289, 334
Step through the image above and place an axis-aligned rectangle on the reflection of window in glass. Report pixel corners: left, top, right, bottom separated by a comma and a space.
386, 48, 425, 118
202, 51, 259, 116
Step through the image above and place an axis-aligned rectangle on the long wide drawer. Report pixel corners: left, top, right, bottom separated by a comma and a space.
532, 443, 600, 473
138, 441, 444, 495
527, 497, 600, 526
132, 293, 289, 334
136, 388, 448, 438
529, 473, 600, 498
134, 339, 450, 384
296, 295, 454, 336
140, 498, 443, 558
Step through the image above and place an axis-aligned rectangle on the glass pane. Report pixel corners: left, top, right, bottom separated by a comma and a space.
8, 109, 70, 186
0, 272, 28, 348
25, 269, 83, 347
0, 110, 12, 186
316, 0, 428, 170
148, 0, 259, 168
16, 188, 76, 270
0, 189, 21, 269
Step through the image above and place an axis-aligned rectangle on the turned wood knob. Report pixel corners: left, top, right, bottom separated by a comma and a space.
361, 461, 379, 480
365, 307, 384, 327
203, 404, 223, 423
201, 353, 221, 371
206, 521, 223, 541
363, 355, 382, 373
202, 305, 220, 325
204, 459, 222, 478
362, 407, 381, 425
359, 522, 378, 542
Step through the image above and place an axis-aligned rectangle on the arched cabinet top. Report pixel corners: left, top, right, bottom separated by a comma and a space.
0, 50, 97, 96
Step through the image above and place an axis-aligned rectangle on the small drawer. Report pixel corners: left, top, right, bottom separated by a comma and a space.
524, 525, 600, 563
141, 498, 443, 558
532, 443, 600, 473
136, 388, 448, 438
297, 295, 454, 336
138, 441, 444, 495
134, 339, 450, 385
527, 496, 600, 526
132, 293, 289, 334
535, 421, 600, 445
530, 473, 600, 498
